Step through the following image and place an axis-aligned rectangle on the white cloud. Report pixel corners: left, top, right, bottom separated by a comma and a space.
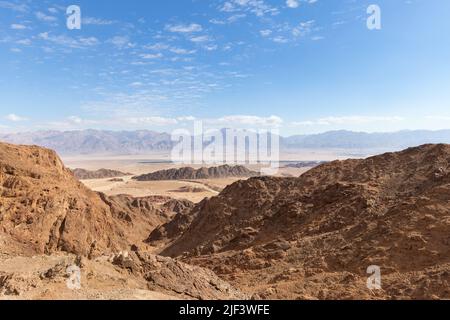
140, 53, 163, 59
286, 0, 299, 9
228, 14, 247, 23
82, 17, 115, 25
108, 36, 133, 48
210, 19, 226, 25
425, 115, 450, 121
46, 116, 99, 129
0, 1, 28, 12
170, 47, 196, 55
260, 29, 272, 37
35, 11, 57, 22
204, 44, 218, 51
190, 35, 210, 43
220, 2, 235, 13
208, 115, 283, 127
166, 23, 202, 33
292, 20, 315, 37
16, 39, 31, 45
177, 116, 196, 122
293, 116, 404, 126
43, 114, 199, 130
67, 116, 83, 124
144, 43, 170, 50
39, 32, 99, 49
272, 36, 289, 44
5, 114, 27, 122
11, 23, 27, 30
125, 116, 178, 126
220, 0, 279, 17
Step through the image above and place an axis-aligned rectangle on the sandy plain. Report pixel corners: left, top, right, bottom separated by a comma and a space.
61, 151, 334, 203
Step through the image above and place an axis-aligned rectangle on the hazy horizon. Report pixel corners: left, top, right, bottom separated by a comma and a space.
3, 127, 450, 136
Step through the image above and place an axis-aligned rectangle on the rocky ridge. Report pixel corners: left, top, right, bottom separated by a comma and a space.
133, 165, 259, 181
72, 168, 132, 180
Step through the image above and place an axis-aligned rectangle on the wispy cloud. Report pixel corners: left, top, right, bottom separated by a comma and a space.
82, 17, 115, 26
5, 114, 28, 122
166, 23, 202, 33
170, 47, 196, 55
125, 116, 178, 126
219, 0, 279, 17
35, 11, 58, 22
38, 32, 99, 49
293, 116, 404, 126
208, 115, 283, 127
292, 20, 315, 37
0, 0, 28, 12
426, 115, 450, 121
16, 39, 31, 45
140, 53, 163, 59
10, 23, 27, 30
190, 35, 211, 43
107, 36, 134, 48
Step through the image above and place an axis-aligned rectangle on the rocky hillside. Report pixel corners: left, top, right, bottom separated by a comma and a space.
0, 251, 247, 300
0, 142, 192, 257
133, 165, 259, 181
72, 168, 131, 180
147, 198, 204, 245
2, 141, 450, 299
0, 142, 247, 299
160, 144, 450, 299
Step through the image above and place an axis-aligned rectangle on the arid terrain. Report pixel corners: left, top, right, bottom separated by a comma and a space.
1, 142, 450, 300
63, 156, 313, 203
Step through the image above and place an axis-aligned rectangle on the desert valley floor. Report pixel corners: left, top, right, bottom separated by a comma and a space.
66, 159, 311, 203
63, 148, 352, 202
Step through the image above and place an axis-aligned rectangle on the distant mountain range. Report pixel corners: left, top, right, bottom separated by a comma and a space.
2, 129, 450, 155
282, 130, 450, 150
0, 130, 172, 155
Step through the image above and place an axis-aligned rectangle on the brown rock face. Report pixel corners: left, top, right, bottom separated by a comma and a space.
0, 251, 246, 300
147, 199, 203, 245
133, 164, 259, 181
161, 144, 450, 299
111, 251, 248, 300
0, 142, 249, 300
0, 142, 190, 257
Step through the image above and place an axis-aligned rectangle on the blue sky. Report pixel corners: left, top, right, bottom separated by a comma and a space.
0, 0, 449, 135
